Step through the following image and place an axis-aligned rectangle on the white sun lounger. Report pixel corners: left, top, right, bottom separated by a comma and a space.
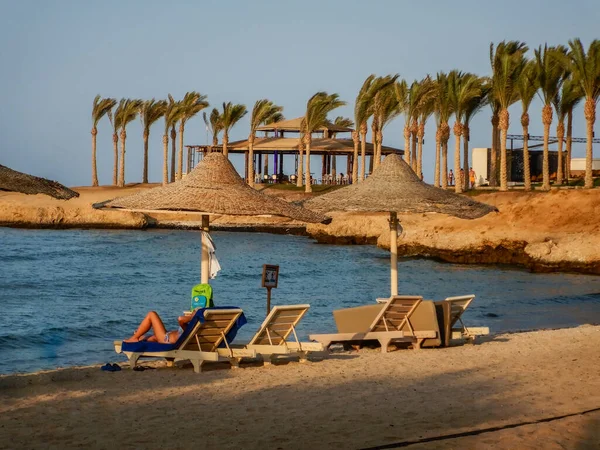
114, 308, 255, 373
236, 304, 324, 364
309, 296, 437, 353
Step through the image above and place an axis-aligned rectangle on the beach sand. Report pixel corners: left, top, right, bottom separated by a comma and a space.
1, 325, 599, 449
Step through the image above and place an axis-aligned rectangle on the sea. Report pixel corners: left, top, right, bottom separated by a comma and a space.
1, 227, 599, 375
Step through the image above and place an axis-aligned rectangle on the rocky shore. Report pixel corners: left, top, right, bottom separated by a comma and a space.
1, 185, 598, 275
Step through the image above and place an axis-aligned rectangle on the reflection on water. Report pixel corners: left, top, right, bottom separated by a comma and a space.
1, 228, 599, 374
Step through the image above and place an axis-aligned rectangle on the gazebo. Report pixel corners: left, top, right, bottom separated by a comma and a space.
185, 117, 404, 184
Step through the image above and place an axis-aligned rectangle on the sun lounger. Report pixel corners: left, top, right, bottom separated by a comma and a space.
435, 295, 490, 346
114, 308, 256, 373
238, 304, 324, 363
309, 296, 437, 353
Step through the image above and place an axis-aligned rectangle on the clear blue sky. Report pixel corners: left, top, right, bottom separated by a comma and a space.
0, 0, 598, 186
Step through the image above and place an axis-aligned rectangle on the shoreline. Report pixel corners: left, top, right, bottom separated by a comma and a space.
1, 186, 599, 275
1, 323, 598, 381
1, 325, 599, 449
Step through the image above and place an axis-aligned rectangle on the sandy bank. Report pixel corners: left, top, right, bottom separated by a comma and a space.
1, 326, 599, 449
1, 185, 599, 274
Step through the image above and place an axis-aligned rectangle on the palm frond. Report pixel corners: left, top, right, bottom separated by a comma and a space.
490, 40, 529, 109
221, 102, 248, 133
92, 95, 117, 127
303, 92, 346, 135
333, 116, 354, 128
140, 99, 168, 132
178, 91, 209, 125
567, 38, 600, 100
115, 98, 144, 131
250, 99, 284, 134
535, 44, 568, 106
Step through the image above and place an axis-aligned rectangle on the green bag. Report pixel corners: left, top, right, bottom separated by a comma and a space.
191, 283, 214, 310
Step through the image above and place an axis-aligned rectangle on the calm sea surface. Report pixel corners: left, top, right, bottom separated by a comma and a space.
1, 228, 599, 374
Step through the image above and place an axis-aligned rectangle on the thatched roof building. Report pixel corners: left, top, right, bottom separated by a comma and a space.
0, 164, 79, 200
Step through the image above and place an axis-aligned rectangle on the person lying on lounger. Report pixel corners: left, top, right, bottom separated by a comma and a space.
124, 311, 193, 343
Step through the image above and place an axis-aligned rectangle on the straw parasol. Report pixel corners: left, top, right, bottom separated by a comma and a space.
304, 154, 497, 296
0, 164, 79, 200
94, 153, 328, 284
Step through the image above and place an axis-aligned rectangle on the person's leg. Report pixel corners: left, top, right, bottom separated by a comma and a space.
124, 311, 168, 342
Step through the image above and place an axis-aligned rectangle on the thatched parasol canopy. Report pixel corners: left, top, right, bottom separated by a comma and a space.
304, 154, 496, 219
94, 152, 327, 224
0, 164, 79, 200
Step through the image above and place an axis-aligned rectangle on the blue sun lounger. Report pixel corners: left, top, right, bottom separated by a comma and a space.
114, 307, 256, 373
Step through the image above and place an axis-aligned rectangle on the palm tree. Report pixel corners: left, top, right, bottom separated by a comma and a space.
562, 79, 584, 181
220, 102, 248, 158
176, 92, 209, 180
489, 100, 500, 187
462, 78, 490, 190
107, 109, 119, 186
449, 71, 484, 193
162, 95, 180, 186
353, 76, 376, 184
432, 73, 453, 188
554, 78, 583, 185
415, 77, 435, 179
393, 80, 409, 169
248, 100, 284, 188
371, 76, 400, 169
302, 92, 346, 193
490, 41, 528, 191
139, 99, 167, 184
114, 98, 143, 187
567, 38, 600, 188
515, 60, 539, 191
332, 116, 354, 182
91, 96, 116, 187
405, 80, 428, 173
535, 44, 568, 190
203, 108, 223, 151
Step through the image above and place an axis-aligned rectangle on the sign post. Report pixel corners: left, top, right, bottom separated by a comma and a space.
261, 264, 279, 315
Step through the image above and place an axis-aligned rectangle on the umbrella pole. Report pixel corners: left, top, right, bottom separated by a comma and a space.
389, 212, 398, 296
201, 214, 210, 284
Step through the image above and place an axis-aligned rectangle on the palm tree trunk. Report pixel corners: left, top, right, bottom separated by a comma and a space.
522, 118, 531, 192
417, 122, 424, 179
162, 134, 169, 186
352, 131, 359, 184
332, 155, 337, 183
376, 130, 383, 170
541, 104, 553, 190
118, 129, 126, 187
453, 122, 463, 194
441, 139, 448, 189
411, 119, 418, 173
248, 135, 255, 188
499, 109, 509, 191
142, 130, 149, 184
371, 122, 378, 170
170, 126, 176, 182
112, 133, 118, 186
403, 125, 410, 167
296, 139, 303, 187
177, 122, 185, 181
434, 128, 441, 187
490, 115, 498, 187
584, 98, 595, 189
360, 124, 367, 182
566, 110, 573, 181
305, 137, 312, 193
91, 128, 99, 187
556, 121, 565, 186
463, 125, 470, 191
223, 131, 229, 158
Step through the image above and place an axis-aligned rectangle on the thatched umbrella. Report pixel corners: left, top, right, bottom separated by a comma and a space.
94, 153, 328, 284
304, 154, 497, 296
0, 165, 79, 200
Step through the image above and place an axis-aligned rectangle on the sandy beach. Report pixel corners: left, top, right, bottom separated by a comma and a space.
1, 325, 599, 449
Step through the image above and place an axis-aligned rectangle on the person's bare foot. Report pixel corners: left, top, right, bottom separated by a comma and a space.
123, 336, 140, 343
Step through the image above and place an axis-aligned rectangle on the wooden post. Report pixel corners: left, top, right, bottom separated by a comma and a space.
266, 287, 272, 314
389, 211, 398, 296
201, 215, 210, 284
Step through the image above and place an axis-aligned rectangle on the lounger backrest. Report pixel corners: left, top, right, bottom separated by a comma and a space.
369, 296, 422, 332
248, 305, 310, 346
180, 308, 244, 352
444, 295, 475, 329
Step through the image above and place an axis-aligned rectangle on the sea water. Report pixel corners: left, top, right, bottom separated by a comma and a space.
1, 228, 599, 374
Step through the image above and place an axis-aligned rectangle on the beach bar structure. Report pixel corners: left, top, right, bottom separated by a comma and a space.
186, 117, 404, 184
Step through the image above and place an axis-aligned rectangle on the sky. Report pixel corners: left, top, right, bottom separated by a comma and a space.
0, 0, 598, 186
